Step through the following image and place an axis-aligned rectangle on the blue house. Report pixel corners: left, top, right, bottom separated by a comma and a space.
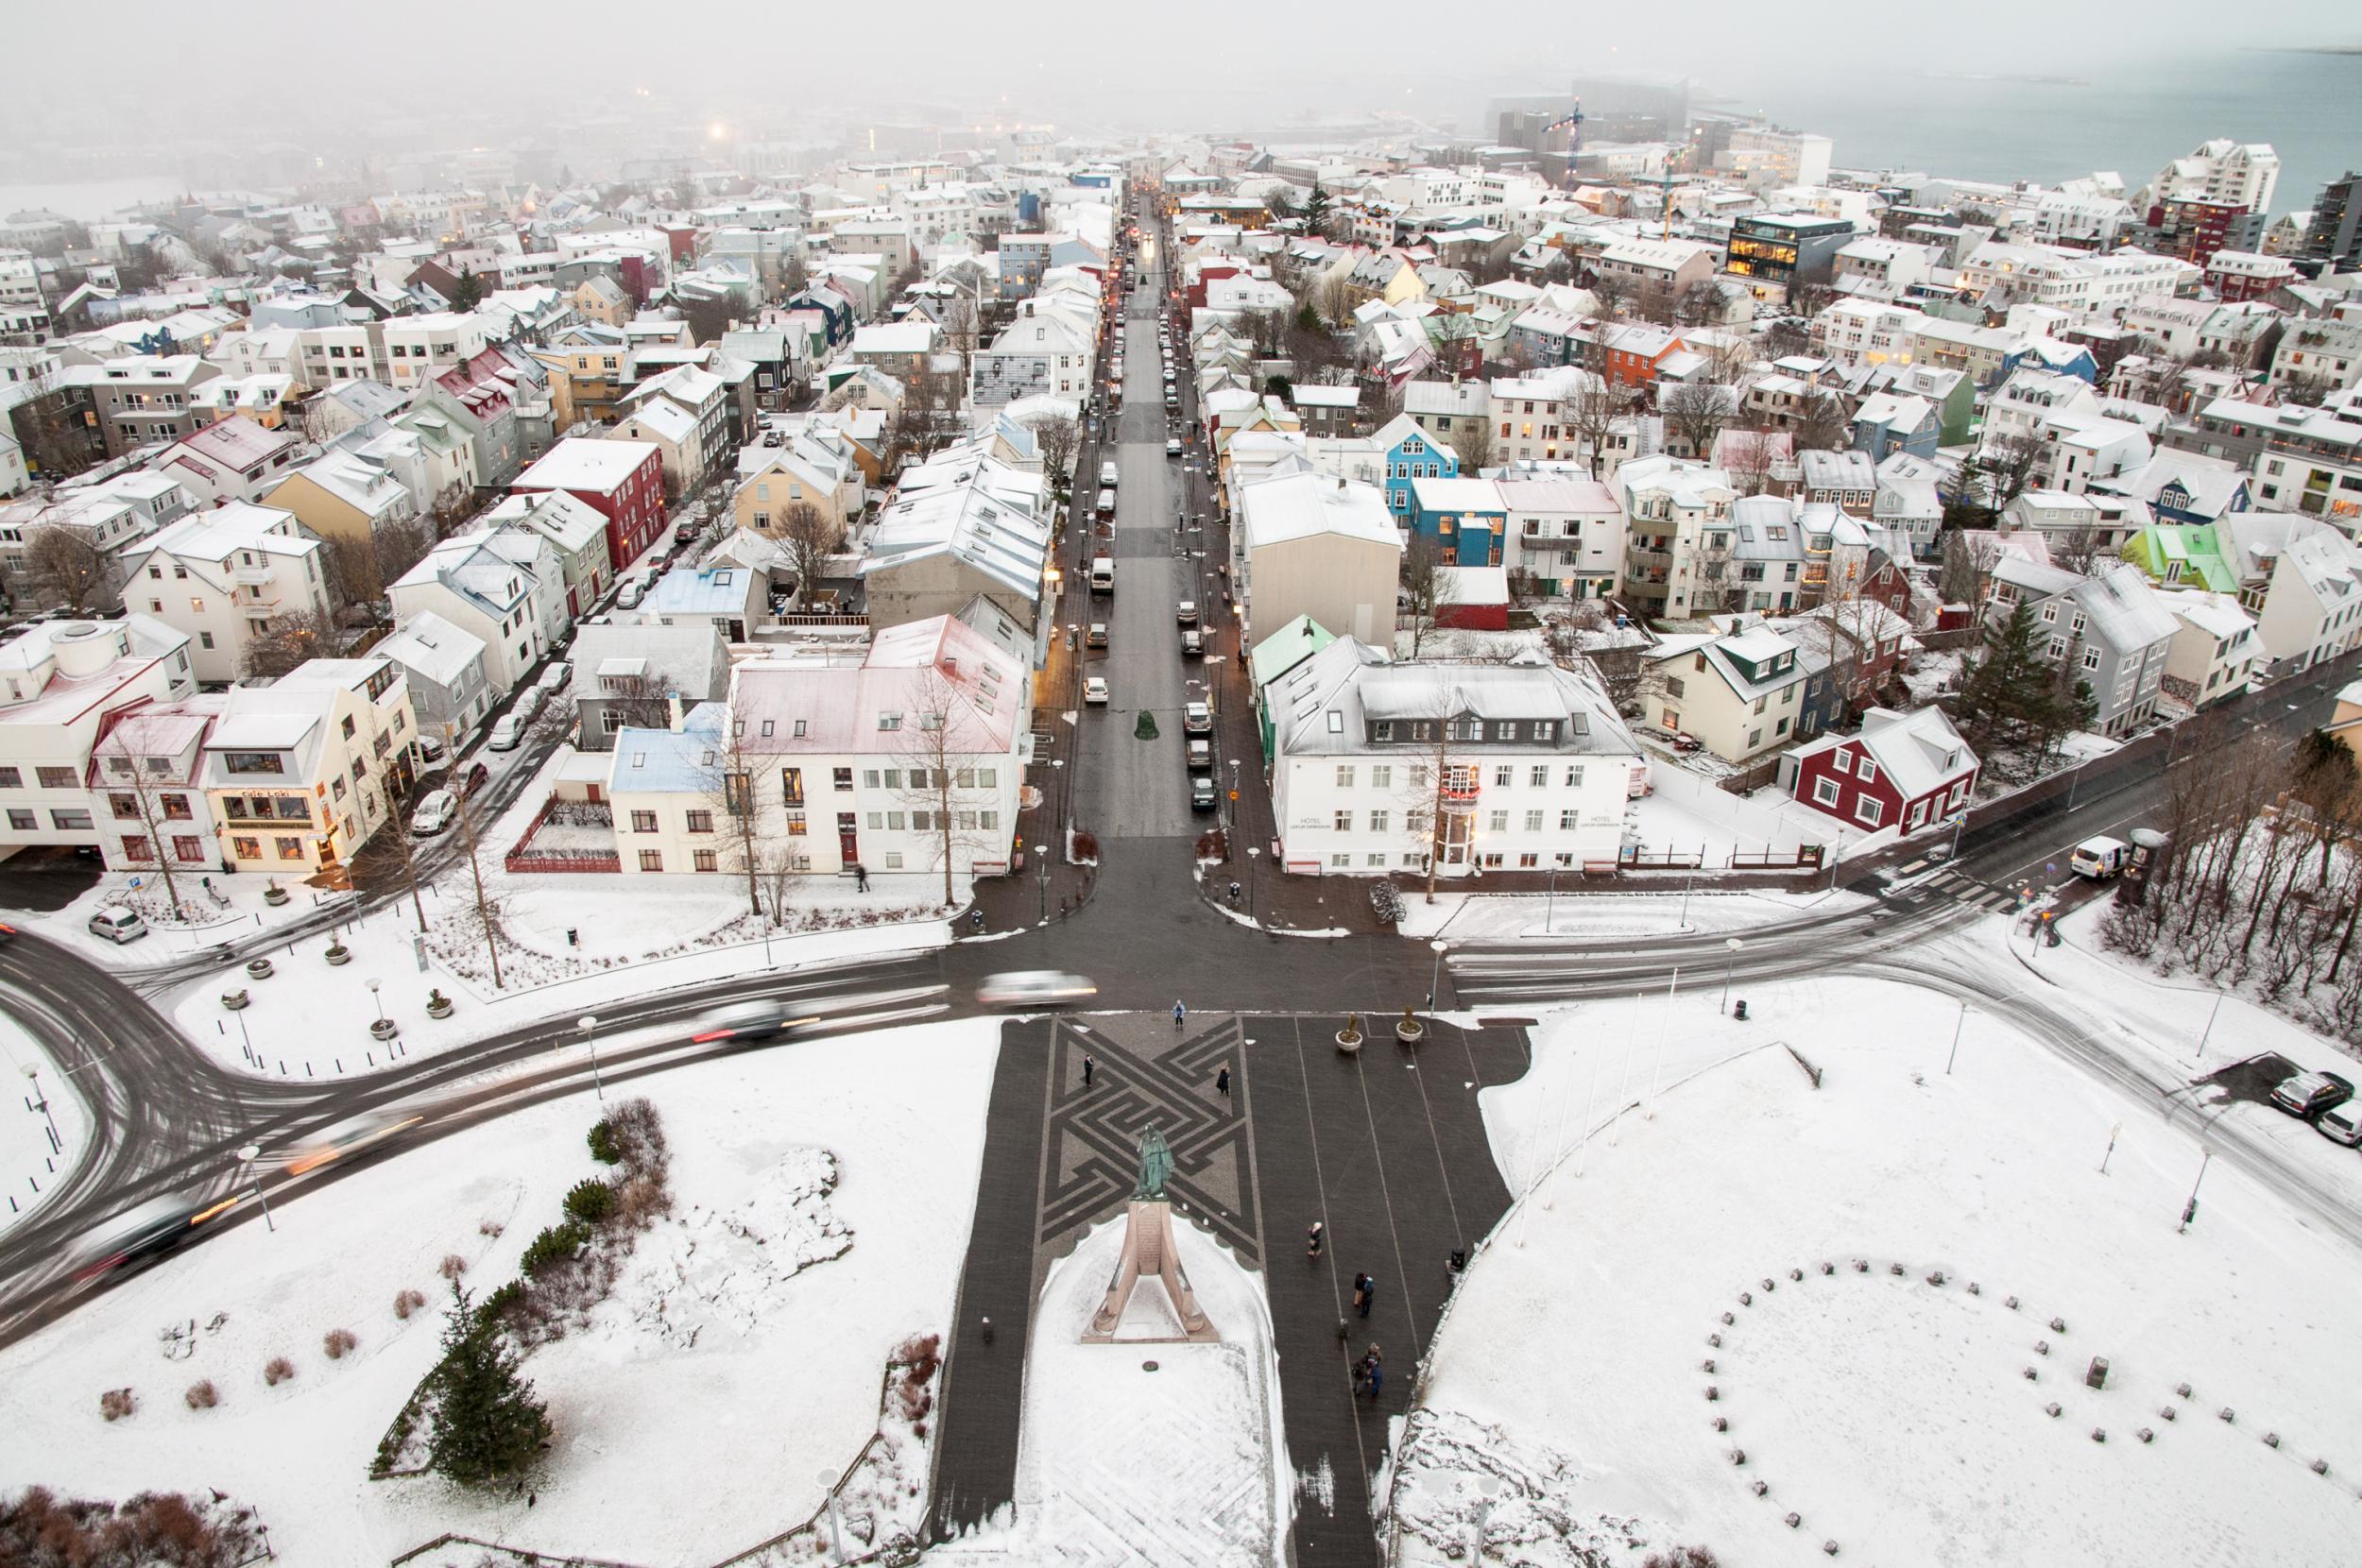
1850, 391, 1942, 464
1409, 475, 1508, 566
1376, 413, 1453, 521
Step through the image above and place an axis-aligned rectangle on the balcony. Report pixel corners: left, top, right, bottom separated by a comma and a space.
234, 564, 274, 587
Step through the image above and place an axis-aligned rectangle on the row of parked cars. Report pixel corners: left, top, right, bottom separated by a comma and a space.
2271, 1066, 2362, 1146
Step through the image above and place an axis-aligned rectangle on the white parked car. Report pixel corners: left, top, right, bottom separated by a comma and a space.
1084, 676, 1110, 705
86, 906, 147, 945
487, 715, 526, 751
410, 789, 457, 836
618, 580, 644, 609
515, 687, 547, 723
537, 660, 573, 693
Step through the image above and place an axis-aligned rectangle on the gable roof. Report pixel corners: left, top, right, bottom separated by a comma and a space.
1795, 705, 1977, 801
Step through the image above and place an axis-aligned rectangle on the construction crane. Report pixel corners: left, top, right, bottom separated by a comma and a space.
1543, 99, 1584, 188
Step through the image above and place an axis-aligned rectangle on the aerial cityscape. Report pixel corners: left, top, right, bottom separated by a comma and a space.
6, 4, 2362, 1564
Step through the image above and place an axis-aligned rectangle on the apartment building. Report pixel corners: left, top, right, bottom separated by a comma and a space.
115, 502, 333, 683
202, 657, 419, 878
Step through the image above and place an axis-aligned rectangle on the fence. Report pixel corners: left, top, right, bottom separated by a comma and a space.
503, 798, 621, 874
1647, 762, 1812, 856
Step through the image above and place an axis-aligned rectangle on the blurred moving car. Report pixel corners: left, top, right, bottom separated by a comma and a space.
285, 1110, 426, 1176
689, 999, 832, 1044
977, 971, 1099, 1011
69, 1193, 209, 1283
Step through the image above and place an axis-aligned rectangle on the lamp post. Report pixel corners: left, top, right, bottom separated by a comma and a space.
1545, 863, 1559, 934
21, 1062, 56, 1146
367, 977, 385, 1027
1720, 937, 1744, 1014
1429, 939, 1450, 1015
576, 1014, 606, 1101
2194, 989, 2225, 1062
1245, 845, 1260, 920
236, 1144, 273, 1232
815, 1464, 846, 1564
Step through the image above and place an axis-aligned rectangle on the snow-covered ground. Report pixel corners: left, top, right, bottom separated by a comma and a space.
0, 1010, 90, 1236
1395, 980, 2362, 1567
0, 1017, 1001, 1566
935, 1213, 1291, 1566
1395, 888, 1867, 943
17, 866, 360, 967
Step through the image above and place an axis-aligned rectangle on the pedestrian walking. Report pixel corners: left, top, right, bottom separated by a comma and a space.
853, 863, 868, 893
1361, 1344, 1384, 1402
1306, 1220, 1324, 1260
1083, 1052, 1096, 1087
1354, 1270, 1375, 1319
1215, 1064, 1231, 1098
1172, 999, 1187, 1028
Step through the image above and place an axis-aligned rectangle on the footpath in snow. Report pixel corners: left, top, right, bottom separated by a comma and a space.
1395, 887, 1866, 944
1391, 980, 2362, 1568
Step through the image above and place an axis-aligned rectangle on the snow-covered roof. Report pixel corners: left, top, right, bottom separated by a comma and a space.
1272, 639, 1638, 759
727, 613, 1025, 757
375, 610, 487, 689
1240, 472, 1402, 553
1795, 705, 1978, 803
515, 437, 659, 495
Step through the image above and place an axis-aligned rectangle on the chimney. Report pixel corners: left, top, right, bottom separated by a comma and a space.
668, 695, 686, 730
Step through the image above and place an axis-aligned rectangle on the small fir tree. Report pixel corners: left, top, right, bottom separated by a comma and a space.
427, 1285, 551, 1488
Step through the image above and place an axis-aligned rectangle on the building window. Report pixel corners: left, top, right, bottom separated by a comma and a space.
275, 836, 305, 860
1813, 775, 1841, 807
4, 810, 30, 830
1487, 810, 1509, 832
174, 835, 204, 862
631, 810, 659, 833
1334, 810, 1353, 832
1854, 796, 1882, 827
35, 766, 76, 790
786, 810, 807, 836
1530, 765, 1549, 787
1524, 810, 1545, 831
1370, 765, 1392, 789
693, 849, 719, 872
0, 768, 17, 789
639, 849, 665, 872
1858, 759, 1877, 786
1335, 765, 1355, 788
686, 810, 715, 834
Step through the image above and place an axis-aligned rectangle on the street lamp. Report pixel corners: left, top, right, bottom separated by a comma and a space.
20, 1062, 56, 1146
1429, 939, 1450, 1014
367, 977, 385, 1027
576, 1014, 606, 1101
1720, 937, 1744, 1015
1245, 845, 1261, 920
236, 1144, 273, 1232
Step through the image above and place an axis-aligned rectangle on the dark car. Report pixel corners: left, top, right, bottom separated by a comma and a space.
1180, 628, 1204, 657
1190, 775, 1218, 811
70, 1194, 210, 1284
2270, 1069, 2355, 1119
457, 761, 490, 798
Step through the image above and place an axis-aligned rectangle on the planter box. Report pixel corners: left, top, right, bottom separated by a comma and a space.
1335, 1031, 1363, 1055
325, 949, 351, 966
246, 959, 274, 980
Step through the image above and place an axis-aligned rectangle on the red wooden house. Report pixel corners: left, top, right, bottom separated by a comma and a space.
1784, 705, 1978, 838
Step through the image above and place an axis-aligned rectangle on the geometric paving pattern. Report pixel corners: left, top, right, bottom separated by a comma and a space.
1039, 1014, 1261, 1268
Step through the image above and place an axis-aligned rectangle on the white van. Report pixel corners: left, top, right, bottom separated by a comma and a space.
2069, 836, 2131, 879
1089, 556, 1115, 592
1099, 460, 1120, 489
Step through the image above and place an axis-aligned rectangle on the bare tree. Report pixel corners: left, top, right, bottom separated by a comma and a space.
896, 667, 999, 910
1980, 431, 2048, 511
1935, 529, 2002, 607
1025, 413, 1082, 497
1662, 382, 1732, 460
943, 297, 980, 376
1567, 381, 1630, 479
11, 382, 105, 480
1315, 272, 1355, 331
1400, 533, 1460, 657
94, 727, 194, 912
2049, 522, 2103, 576
776, 501, 842, 611
1396, 706, 1477, 907
241, 606, 337, 679
1785, 281, 1836, 321
1446, 417, 1496, 473
24, 526, 116, 614
321, 514, 435, 614
698, 720, 767, 918
1792, 389, 1852, 455
1720, 427, 1779, 498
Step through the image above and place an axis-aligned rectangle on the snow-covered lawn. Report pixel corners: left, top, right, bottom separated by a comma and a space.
0, 1011, 90, 1236
168, 885, 949, 1081
934, 1213, 1291, 1566
1394, 980, 2362, 1567
0, 1017, 1001, 1566
1395, 888, 1867, 943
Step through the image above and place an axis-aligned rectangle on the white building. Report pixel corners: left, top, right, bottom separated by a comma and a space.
2157, 590, 2261, 709
1497, 475, 1624, 599
388, 530, 565, 698
382, 311, 493, 390
201, 657, 419, 878
115, 503, 333, 683
0, 615, 197, 861
608, 614, 1029, 881
969, 300, 1095, 409
1266, 639, 1645, 876
1617, 455, 1736, 618
373, 610, 493, 738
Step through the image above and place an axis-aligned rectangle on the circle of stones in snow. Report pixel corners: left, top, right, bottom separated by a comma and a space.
1704, 1260, 2350, 1508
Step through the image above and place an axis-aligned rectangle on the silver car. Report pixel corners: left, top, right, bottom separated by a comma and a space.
976, 971, 1099, 1011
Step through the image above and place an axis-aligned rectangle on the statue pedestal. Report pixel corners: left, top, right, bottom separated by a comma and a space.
1082, 1200, 1219, 1343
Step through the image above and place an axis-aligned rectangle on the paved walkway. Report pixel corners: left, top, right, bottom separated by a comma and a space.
926, 1010, 1525, 1562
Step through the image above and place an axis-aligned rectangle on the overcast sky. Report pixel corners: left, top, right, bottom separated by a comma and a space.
12, 1, 2360, 121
